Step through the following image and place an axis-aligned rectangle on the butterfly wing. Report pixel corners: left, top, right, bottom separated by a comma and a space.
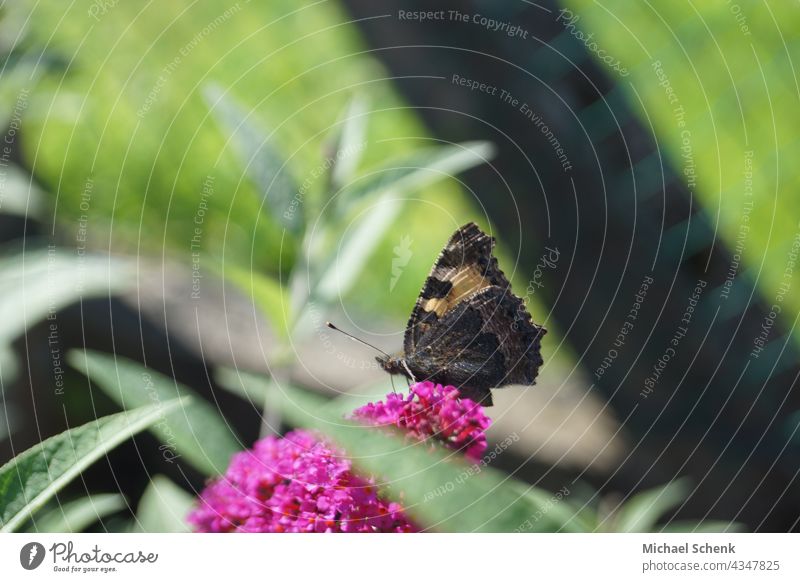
405, 285, 546, 405
404, 222, 512, 354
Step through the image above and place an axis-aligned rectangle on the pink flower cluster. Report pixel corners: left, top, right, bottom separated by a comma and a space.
188, 429, 415, 532
189, 382, 491, 533
351, 381, 490, 460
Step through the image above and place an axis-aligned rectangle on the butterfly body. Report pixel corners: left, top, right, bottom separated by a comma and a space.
379, 223, 546, 406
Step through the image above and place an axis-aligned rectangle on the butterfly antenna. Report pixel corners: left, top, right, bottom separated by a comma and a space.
326, 322, 391, 358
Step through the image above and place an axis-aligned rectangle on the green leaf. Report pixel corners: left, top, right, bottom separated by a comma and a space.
135, 475, 195, 533
214, 368, 282, 437
0, 404, 12, 442
30, 493, 126, 533
264, 383, 565, 532
215, 367, 270, 403
0, 165, 44, 218
69, 350, 242, 476
222, 263, 290, 340
614, 478, 691, 532
0, 346, 18, 398
0, 248, 131, 354
333, 141, 494, 217
0, 248, 132, 386
204, 84, 303, 237
565, 483, 604, 531
512, 484, 593, 532
0, 55, 41, 132
329, 95, 369, 190
0, 397, 187, 532
313, 194, 403, 302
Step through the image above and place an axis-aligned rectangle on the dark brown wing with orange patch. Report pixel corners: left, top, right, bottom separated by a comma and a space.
404, 222, 511, 354
404, 286, 546, 405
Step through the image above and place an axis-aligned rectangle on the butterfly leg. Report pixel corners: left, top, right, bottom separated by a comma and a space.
401, 360, 417, 384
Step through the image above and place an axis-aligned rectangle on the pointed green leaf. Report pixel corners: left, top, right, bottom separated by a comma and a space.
329, 95, 369, 189
333, 141, 494, 217
30, 493, 126, 533
204, 84, 303, 236
313, 194, 403, 302
512, 484, 592, 532
222, 263, 289, 340
215, 368, 271, 403
0, 165, 44, 218
614, 478, 691, 532
0, 55, 41, 131
0, 347, 18, 401
0, 249, 131, 354
69, 350, 242, 476
135, 475, 194, 533
0, 397, 187, 532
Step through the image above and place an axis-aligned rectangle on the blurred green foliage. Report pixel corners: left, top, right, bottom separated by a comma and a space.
12, 0, 477, 320
71, 350, 243, 476
565, 0, 800, 336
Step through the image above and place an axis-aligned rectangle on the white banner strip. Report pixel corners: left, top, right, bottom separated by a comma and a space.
1, 533, 796, 580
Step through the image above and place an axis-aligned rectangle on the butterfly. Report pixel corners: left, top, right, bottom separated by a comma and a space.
376, 222, 546, 406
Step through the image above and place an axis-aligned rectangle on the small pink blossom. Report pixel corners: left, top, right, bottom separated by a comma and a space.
351, 381, 491, 460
